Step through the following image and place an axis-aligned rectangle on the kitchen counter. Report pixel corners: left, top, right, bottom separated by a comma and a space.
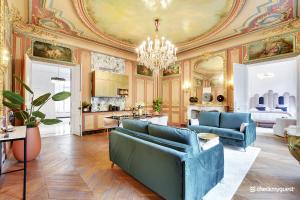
82, 110, 132, 132
83, 110, 131, 113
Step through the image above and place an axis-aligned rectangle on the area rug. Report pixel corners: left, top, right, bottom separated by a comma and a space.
203, 146, 261, 200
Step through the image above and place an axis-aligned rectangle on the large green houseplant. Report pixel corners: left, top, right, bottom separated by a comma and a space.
2, 75, 71, 161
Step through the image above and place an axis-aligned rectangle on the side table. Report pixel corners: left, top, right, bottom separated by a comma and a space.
0, 126, 27, 200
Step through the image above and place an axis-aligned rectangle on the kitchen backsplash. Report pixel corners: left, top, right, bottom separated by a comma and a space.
91, 97, 126, 112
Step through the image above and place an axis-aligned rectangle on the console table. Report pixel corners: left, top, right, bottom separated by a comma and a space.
105, 115, 168, 127
0, 126, 27, 200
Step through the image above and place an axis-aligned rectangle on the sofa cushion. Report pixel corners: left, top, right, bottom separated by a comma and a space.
122, 119, 150, 134
148, 124, 200, 153
212, 128, 244, 141
220, 112, 251, 130
115, 127, 192, 153
188, 125, 214, 134
198, 112, 220, 127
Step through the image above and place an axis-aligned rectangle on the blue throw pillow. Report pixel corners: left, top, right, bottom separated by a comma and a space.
220, 112, 251, 130
198, 112, 220, 127
256, 107, 266, 111
122, 119, 150, 134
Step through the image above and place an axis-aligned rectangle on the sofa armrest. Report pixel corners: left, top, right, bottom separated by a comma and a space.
244, 122, 256, 146
184, 144, 224, 200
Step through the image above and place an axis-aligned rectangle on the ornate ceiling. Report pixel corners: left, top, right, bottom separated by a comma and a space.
10, 0, 300, 53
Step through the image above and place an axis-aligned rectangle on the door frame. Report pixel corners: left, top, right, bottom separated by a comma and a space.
25, 58, 82, 136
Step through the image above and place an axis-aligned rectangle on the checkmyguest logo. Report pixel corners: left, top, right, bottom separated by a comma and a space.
249, 186, 295, 193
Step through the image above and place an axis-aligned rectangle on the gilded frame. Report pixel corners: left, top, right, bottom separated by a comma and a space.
244, 33, 297, 63
190, 51, 227, 105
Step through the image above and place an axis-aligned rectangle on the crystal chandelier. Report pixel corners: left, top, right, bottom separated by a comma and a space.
136, 18, 177, 71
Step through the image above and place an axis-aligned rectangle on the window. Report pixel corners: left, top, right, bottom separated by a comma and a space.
54, 81, 70, 114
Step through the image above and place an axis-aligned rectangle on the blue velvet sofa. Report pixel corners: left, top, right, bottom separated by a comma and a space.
188, 112, 256, 150
109, 119, 224, 200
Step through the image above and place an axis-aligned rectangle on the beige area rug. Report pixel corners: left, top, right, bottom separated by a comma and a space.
203, 146, 261, 200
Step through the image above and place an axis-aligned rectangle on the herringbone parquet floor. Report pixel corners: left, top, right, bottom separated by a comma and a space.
0, 132, 299, 200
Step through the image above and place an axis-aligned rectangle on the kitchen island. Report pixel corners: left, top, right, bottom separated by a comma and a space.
82, 110, 131, 132
82, 111, 168, 133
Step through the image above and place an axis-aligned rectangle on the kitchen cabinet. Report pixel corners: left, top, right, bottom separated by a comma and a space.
82, 111, 131, 132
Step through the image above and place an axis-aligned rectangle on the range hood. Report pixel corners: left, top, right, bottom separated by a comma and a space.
92, 70, 129, 97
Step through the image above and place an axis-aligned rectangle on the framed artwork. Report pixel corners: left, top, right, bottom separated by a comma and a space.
136, 65, 153, 77
162, 63, 180, 77
32, 40, 73, 63
246, 34, 295, 62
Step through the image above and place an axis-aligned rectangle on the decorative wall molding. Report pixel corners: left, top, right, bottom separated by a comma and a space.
10, 6, 59, 40
91, 52, 125, 74
31, 0, 83, 36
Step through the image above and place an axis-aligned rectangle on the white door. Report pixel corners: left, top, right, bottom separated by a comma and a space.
71, 65, 82, 136
296, 56, 300, 126
233, 63, 248, 112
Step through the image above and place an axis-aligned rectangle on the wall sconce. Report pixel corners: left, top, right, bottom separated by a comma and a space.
0, 48, 9, 71
183, 81, 192, 93
227, 79, 233, 87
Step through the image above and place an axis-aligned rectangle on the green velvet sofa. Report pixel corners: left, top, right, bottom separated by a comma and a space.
109, 119, 224, 200
188, 112, 256, 150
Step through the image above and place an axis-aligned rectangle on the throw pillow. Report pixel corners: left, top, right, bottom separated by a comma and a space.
190, 119, 199, 125
240, 123, 249, 132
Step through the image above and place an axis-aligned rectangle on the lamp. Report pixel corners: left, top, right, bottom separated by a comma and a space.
136, 18, 177, 72
183, 81, 192, 92
51, 67, 66, 83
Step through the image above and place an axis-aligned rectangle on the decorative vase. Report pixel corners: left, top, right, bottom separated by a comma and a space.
13, 126, 41, 162
153, 111, 160, 115
287, 134, 300, 164
138, 108, 143, 116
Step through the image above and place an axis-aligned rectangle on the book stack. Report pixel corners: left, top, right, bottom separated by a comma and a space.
198, 133, 219, 151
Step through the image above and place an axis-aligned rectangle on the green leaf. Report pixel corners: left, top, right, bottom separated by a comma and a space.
41, 118, 62, 125
14, 75, 33, 94
32, 111, 46, 119
52, 91, 71, 101
3, 91, 24, 105
32, 93, 51, 106
14, 110, 29, 121
3, 100, 21, 109
26, 121, 36, 128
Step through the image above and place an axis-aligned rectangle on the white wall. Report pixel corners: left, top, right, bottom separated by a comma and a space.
247, 60, 297, 99
31, 62, 70, 119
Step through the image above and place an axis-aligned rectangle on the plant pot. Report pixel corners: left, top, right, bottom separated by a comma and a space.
153, 111, 160, 115
12, 126, 41, 162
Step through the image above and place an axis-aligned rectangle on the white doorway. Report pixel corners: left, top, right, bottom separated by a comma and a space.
233, 57, 298, 131
26, 59, 82, 137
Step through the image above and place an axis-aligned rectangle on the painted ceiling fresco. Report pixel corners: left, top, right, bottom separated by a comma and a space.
80, 0, 234, 44
15, 0, 300, 52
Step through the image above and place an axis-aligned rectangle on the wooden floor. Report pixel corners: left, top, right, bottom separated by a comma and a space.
0, 131, 299, 200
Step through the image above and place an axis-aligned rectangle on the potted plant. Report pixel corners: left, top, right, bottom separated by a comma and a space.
82, 101, 91, 112
153, 98, 162, 115
2, 75, 71, 161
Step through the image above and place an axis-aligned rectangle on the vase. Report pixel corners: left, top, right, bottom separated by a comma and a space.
153, 111, 160, 115
12, 126, 41, 162
287, 134, 300, 164
138, 108, 143, 116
